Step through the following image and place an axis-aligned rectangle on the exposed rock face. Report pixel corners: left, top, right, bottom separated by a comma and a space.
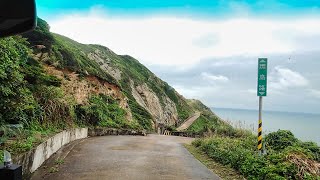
88, 50, 122, 81
162, 96, 178, 125
130, 80, 178, 126
44, 65, 133, 121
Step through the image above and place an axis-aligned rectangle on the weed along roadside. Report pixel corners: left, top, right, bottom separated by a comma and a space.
189, 130, 320, 179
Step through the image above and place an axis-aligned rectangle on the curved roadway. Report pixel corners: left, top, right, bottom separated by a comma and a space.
176, 112, 201, 131
31, 134, 219, 180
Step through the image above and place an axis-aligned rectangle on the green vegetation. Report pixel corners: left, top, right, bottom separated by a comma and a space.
187, 114, 251, 138
185, 144, 244, 180
55, 158, 64, 165
0, 121, 61, 157
187, 101, 319, 179
118, 55, 192, 122
192, 130, 320, 179
0, 36, 37, 124
187, 115, 212, 133
22, 18, 54, 50
51, 34, 118, 85
0, 17, 318, 180
49, 166, 59, 173
0, 18, 152, 161
48, 30, 155, 131
1, 17, 195, 161
127, 99, 153, 131
0, 35, 68, 159
75, 94, 141, 130
163, 82, 192, 120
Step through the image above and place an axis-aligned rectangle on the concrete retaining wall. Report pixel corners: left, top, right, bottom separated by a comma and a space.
13, 128, 88, 176
171, 131, 201, 138
88, 128, 146, 137
12, 127, 146, 177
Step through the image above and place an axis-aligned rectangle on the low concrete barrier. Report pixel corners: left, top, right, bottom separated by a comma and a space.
13, 128, 88, 177
88, 128, 146, 137
171, 131, 201, 138
12, 127, 147, 178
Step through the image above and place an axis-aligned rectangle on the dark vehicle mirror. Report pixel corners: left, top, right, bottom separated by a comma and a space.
0, 0, 36, 38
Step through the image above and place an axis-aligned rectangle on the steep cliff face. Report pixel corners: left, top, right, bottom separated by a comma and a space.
87, 49, 122, 81
84, 44, 184, 127
18, 18, 196, 130
130, 81, 178, 126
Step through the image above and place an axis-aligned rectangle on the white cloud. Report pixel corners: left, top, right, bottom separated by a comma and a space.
309, 89, 320, 98
49, 9, 320, 66
152, 53, 320, 113
201, 72, 229, 82
269, 67, 309, 90
173, 85, 222, 99
247, 89, 256, 94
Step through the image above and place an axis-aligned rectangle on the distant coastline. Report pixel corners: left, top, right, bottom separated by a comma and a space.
212, 107, 320, 116
211, 107, 320, 145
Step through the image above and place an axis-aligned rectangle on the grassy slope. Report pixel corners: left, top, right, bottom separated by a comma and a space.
185, 144, 245, 180
185, 99, 246, 137
51, 34, 193, 128
2, 17, 194, 131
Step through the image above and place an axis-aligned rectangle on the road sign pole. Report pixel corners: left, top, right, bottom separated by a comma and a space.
257, 58, 267, 155
258, 96, 263, 154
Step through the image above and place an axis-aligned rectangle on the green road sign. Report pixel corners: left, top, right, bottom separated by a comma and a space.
257, 58, 268, 96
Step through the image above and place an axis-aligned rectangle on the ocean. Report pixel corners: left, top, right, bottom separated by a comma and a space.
212, 108, 320, 145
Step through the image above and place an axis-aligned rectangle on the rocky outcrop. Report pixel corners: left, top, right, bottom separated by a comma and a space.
87, 49, 122, 81
162, 96, 178, 125
130, 80, 178, 127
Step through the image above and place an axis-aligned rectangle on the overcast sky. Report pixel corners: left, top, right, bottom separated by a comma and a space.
37, 0, 320, 114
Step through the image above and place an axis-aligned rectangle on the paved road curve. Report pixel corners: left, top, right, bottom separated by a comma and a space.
176, 112, 201, 131
31, 134, 219, 180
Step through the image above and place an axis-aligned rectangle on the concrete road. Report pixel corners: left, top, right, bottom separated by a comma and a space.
177, 112, 201, 131
31, 134, 220, 180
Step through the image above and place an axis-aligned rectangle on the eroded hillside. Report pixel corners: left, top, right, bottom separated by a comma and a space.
0, 18, 223, 133
5, 18, 199, 130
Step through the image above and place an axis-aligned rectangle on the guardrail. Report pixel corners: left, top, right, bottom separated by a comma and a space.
171, 131, 201, 138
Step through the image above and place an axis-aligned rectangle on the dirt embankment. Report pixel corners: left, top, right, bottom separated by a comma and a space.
44, 65, 132, 121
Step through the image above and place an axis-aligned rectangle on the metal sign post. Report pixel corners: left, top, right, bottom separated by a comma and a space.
257, 58, 267, 154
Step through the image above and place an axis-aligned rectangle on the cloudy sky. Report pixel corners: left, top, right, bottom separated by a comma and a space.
37, 0, 320, 114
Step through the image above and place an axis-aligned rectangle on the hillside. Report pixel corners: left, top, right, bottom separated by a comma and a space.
1, 18, 319, 179
0, 18, 220, 134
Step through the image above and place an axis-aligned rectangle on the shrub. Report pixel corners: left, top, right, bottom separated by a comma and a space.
265, 130, 299, 151
192, 134, 320, 179
0, 37, 39, 124
298, 141, 320, 162
75, 94, 136, 129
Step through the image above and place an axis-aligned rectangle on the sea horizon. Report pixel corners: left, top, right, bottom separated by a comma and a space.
212, 107, 320, 116
211, 107, 320, 145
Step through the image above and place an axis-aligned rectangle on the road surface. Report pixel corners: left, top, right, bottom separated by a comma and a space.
31, 134, 219, 180
176, 112, 201, 131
